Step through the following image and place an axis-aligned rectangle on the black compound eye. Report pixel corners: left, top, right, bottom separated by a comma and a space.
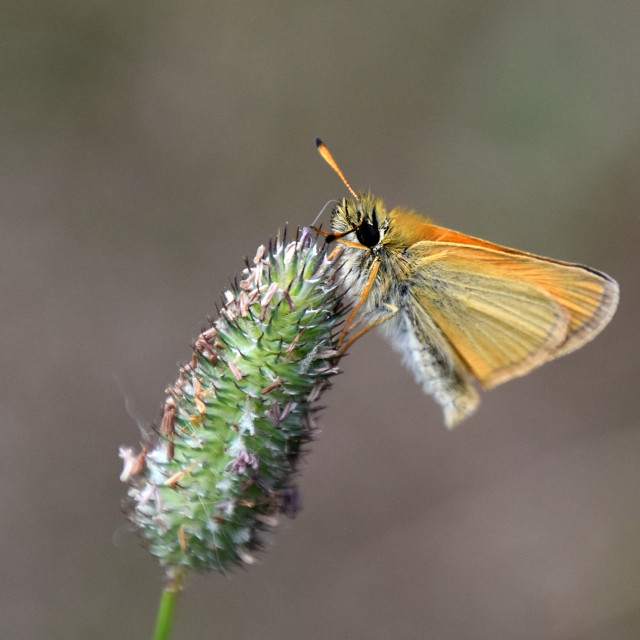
355, 212, 380, 247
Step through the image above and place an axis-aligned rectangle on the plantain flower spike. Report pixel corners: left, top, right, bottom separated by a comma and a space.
120, 228, 345, 573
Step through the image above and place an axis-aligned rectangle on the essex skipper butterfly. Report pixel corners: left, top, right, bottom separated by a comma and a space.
315, 138, 619, 428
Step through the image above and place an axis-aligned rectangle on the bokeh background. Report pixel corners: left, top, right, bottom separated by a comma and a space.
3, 2, 640, 638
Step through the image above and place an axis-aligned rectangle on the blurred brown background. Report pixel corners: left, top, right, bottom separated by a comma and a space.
3, 2, 640, 638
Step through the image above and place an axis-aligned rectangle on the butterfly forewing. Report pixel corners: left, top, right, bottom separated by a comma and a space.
391, 214, 620, 353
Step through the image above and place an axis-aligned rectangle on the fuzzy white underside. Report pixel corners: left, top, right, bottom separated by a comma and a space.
379, 311, 479, 428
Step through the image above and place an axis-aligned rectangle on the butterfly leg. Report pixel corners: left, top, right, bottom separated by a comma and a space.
338, 258, 381, 347
339, 301, 398, 355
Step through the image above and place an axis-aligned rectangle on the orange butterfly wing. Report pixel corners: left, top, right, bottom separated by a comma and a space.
390, 211, 619, 388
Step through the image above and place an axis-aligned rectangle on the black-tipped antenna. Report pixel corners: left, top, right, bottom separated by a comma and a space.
316, 138, 359, 201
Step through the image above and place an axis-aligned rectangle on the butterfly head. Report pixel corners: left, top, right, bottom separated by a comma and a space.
329, 192, 391, 249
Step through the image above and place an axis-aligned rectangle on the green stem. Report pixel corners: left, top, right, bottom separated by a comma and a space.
153, 570, 184, 640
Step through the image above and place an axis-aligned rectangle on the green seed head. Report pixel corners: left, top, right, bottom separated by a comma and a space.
121, 229, 344, 572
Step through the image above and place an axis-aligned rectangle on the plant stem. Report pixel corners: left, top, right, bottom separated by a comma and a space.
153, 569, 184, 640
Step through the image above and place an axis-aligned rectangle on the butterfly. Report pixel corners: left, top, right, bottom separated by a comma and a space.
315, 138, 619, 427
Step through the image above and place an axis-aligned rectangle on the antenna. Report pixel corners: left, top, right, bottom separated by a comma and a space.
316, 138, 359, 201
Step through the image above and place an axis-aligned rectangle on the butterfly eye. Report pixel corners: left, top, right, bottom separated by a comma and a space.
356, 220, 380, 247
356, 215, 380, 247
